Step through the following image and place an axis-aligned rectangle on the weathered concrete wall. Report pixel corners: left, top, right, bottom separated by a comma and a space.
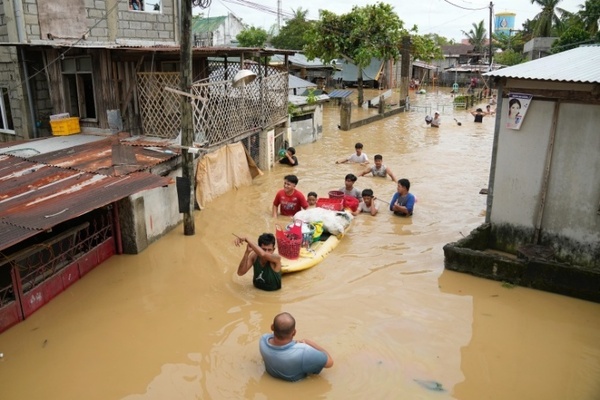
290, 104, 323, 145
444, 223, 600, 303
15, 0, 176, 43
117, 0, 176, 42
540, 102, 600, 265
490, 81, 600, 267
491, 98, 553, 227
0, 48, 26, 142
118, 169, 182, 254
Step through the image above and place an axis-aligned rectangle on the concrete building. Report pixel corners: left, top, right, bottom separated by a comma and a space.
523, 37, 558, 60
444, 45, 600, 302
191, 14, 246, 47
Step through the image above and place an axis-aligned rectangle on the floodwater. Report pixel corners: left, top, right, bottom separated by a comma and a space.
1, 90, 599, 400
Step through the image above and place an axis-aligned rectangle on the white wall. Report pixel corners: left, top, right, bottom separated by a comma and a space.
491, 99, 554, 227
542, 103, 600, 243
490, 84, 600, 258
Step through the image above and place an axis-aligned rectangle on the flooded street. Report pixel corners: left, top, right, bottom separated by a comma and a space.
1, 90, 599, 399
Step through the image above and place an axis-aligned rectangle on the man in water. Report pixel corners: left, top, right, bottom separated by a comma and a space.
235, 234, 282, 291
272, 175, 309, 217
259, 312, 334, 381
390, 178, 415, 216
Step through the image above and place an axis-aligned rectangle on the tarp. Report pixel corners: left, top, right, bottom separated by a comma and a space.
195, 142, 262, 208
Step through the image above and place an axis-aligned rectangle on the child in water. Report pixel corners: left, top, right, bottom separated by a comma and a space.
352, 189, 378, 216
307, 192, 318, 207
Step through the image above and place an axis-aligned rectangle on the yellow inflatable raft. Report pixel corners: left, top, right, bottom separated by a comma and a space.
280, 230, 347, 274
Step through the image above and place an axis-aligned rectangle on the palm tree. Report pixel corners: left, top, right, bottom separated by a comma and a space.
578, 0, 600, 36
462, 20, 487, 53
530, 0, 566, 37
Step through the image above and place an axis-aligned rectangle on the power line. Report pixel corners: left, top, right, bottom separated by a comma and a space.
441, 0, 488, 11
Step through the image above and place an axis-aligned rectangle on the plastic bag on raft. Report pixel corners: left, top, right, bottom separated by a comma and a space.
294, 208, 352, 236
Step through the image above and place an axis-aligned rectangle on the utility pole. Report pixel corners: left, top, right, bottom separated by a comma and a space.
277, 0, 282, 31
180, 0, 195, 235
488, 2, 494, 67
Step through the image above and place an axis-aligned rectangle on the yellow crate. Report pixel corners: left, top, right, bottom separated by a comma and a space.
50, 117, 81, 136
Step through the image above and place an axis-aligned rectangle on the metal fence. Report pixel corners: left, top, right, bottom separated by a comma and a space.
137, 64, 288, 148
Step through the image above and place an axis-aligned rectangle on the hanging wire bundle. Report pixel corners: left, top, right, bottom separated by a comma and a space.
193, 0, 212, 8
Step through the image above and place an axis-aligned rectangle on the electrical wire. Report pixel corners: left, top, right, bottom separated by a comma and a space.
441, 0, 489, 11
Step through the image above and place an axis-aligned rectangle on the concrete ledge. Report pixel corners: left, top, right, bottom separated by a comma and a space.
444, 223, 600, 303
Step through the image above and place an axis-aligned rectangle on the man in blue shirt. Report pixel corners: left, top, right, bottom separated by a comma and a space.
390, 178, 415, 216
259, 312, 334, 381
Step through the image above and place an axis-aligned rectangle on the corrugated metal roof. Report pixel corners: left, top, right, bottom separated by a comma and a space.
0, 155, 173, 251
271, 53, 335, 69
328, 89, 354, 99
1, 135, 178, 176
485, 45, 600, 83
289, 75, 317, 90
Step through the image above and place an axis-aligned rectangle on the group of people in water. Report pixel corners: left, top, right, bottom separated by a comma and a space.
233, 141, 416, 382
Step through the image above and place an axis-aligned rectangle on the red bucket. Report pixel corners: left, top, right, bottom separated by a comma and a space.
328, 190, 344, 199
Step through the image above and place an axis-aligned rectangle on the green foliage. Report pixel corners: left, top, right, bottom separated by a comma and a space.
453, 95, 466, 104
551, 25, 593, 53
494, 49, 525, 66
462, 20, 487, 53
287, 102, 298, 115
493, 32, 525, 53
304, 2, 406, 105
578, 0, 600, 35
306, 88, 317, 105
423, 33, 455, 46
236, 27, 268, 47
410, 29, 444, 61
530, 0, 565, 37
271, 8, 314, 50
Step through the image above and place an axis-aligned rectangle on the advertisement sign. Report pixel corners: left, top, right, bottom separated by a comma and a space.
506, 93, 533, 130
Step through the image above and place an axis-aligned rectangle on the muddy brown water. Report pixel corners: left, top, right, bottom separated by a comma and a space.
1, 90, 599, 399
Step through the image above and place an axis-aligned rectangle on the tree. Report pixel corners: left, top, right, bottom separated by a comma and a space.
551, 25, 594, 52
494, 49, 525, 66
271, 8, 314, 50
410, 30, 444, 62
236, 27, 268, 47
578, 0, 600, 35
493, 31, 525, 53
304, 2, 406, 106
462, 20, 487, 53
530, 0, 566, 37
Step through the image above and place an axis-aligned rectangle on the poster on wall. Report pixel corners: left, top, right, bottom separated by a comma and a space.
506, 93, 533, 130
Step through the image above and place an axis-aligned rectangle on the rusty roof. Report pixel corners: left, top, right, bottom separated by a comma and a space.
3, 135, 179, 176
0, 155, 173, 251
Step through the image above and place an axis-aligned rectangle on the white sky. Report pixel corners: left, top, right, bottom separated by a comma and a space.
198, 0, 584, 41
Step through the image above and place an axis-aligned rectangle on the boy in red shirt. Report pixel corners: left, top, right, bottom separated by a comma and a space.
272, 175, 309, 217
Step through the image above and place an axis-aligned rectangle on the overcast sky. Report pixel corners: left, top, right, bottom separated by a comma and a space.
198, 0, 584, 41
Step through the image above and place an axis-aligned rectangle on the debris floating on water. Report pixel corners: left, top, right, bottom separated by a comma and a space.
414, 379, 446, 392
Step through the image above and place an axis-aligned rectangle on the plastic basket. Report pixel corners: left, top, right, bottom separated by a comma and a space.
50, 117, 80, 136
343, 195, 360, 212
328, 190, 345, 199
275, 224, 302, 259
316, 197, 343, 211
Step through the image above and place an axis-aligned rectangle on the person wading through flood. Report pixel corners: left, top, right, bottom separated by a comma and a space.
234, 233, 282, 291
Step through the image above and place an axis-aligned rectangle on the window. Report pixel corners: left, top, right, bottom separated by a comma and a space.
129, 0, 161, 12
0, 87, 15, 134
62, 56, 97, 120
